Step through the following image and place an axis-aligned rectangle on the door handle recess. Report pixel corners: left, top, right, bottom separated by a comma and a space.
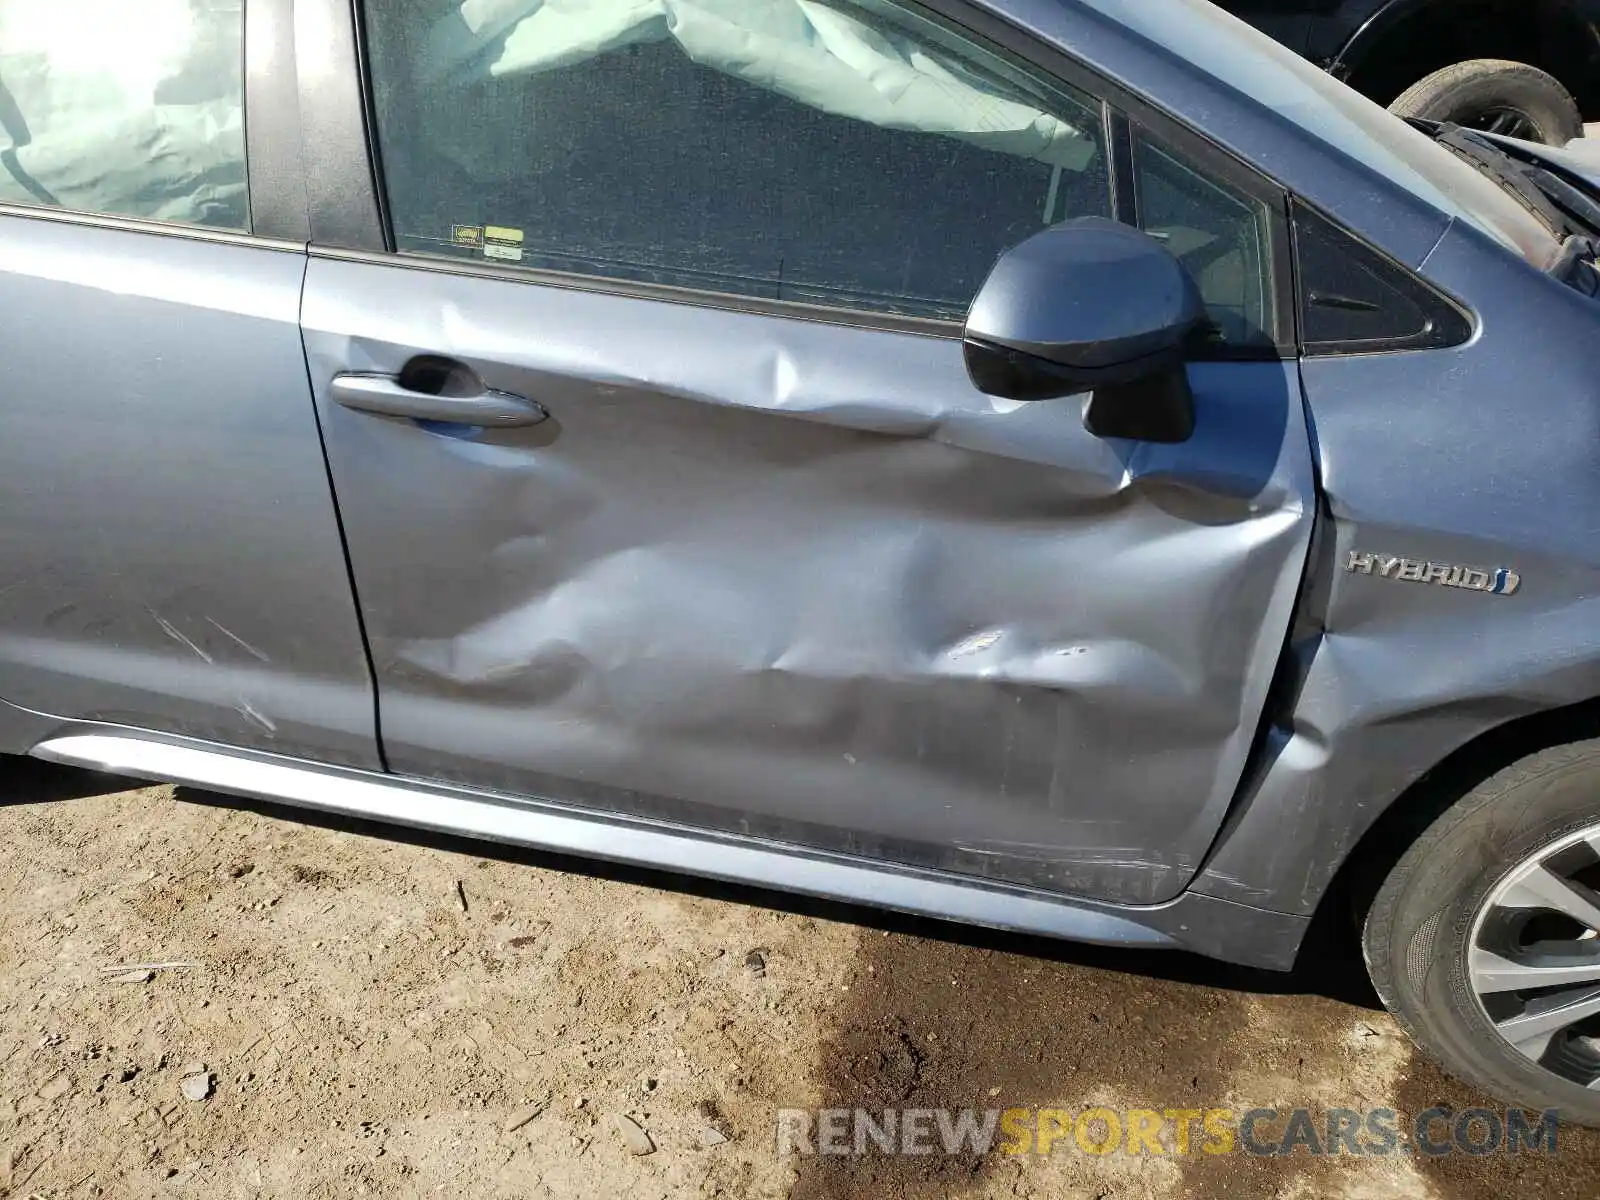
331, 358, 548, 428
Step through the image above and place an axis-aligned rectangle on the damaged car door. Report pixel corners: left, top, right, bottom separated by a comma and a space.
299, 0, 1317, 905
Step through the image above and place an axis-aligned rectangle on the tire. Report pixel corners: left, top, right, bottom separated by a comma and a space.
1365, 740, 1600, 1126
1389, 59, 1583, 146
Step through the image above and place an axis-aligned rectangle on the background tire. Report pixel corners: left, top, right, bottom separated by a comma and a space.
1365, 740, 1600, 1126
1389, 59, 1582, 146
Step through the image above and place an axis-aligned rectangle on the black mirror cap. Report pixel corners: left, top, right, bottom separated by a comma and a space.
962, 217, 1206, 398
963, 334, 1196, 442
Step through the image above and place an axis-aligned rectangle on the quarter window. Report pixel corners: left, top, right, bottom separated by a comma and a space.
363, 0, 1111, 321
0, 0, 247, 230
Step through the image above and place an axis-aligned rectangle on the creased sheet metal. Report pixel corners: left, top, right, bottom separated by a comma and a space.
304, 258, 1315, 906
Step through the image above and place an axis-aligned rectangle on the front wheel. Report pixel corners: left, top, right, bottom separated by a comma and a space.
1388, 59, 1583, 146
1365, 741, 1600, 1126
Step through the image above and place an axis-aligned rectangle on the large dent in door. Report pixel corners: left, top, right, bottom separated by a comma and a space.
305, 260, 1315, 906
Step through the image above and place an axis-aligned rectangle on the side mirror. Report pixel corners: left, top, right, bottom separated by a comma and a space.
964, 217, 1206, 443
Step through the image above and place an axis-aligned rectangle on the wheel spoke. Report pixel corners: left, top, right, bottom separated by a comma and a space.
1499, 864, 1600, 932
1472, 945, 1600, 993
1494, 987, 1600, 1060
1472, 828, 1600, 1083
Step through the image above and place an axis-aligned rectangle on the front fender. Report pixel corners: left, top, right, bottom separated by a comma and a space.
1191, 217, 1600, 917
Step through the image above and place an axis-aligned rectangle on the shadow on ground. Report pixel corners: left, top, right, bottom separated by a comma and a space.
0, 755, 144, 805
0, 755, 1360, 1003
8, 756, 1600, 1200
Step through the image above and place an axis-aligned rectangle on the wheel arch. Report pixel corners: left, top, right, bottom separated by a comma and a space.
1331, 0, 1600, 114
1305, 696, 1600, 963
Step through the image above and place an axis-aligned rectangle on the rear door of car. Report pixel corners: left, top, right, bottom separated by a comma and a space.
0, 0, 379, 767
293, 0, 1317, 906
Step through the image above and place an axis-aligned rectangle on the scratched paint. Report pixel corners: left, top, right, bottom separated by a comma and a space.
0, 220, 377, 769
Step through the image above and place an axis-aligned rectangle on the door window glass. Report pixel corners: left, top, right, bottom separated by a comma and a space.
1134, 130, 1275, 348
0, 0, 247, 229
362, 0, 1111, 321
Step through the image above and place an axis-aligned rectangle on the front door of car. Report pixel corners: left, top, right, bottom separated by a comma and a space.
300, 0, 1317, 906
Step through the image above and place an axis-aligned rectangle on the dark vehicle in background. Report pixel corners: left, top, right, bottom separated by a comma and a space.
1223, 0, 1600, 142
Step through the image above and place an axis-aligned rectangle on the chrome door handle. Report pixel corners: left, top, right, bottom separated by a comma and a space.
330, 368, 548, 428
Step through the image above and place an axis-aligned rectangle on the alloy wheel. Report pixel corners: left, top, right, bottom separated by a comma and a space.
1470, 823, 1600, 1087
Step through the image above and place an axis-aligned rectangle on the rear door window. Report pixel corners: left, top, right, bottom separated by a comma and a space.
0, 0, 247, 229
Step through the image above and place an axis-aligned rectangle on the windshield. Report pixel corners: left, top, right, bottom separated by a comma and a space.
1078, 0, 1559, 265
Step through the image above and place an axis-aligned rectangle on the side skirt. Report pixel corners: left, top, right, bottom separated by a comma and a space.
28, 730, 1308, 970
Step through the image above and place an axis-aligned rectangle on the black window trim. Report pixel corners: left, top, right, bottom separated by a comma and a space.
1290, 197, 1477, 356
309, 243, 971, 339
0, 200, 303, 252
1117, 110, 1297, 360
308, 0, 1294, 352
246, 0, 310, 243
298, 0, 385, 250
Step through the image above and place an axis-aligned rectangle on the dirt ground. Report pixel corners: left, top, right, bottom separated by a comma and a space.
3, 757, 1600, 1199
